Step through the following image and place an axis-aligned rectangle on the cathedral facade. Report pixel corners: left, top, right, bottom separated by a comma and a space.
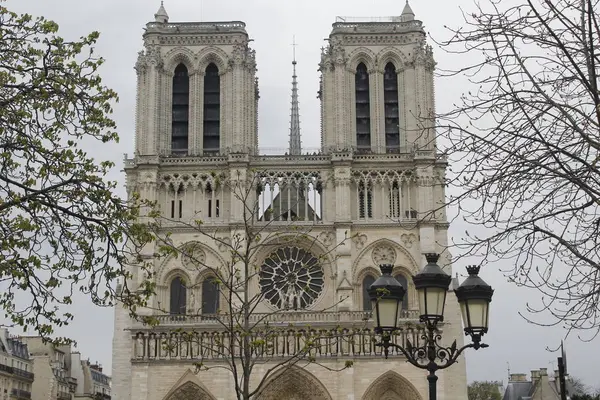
112, 3, 468, 399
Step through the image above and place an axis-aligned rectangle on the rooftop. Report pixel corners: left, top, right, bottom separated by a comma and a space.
144, 21, 248, 36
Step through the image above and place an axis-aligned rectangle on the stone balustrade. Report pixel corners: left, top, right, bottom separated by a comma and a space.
131, 325, 427, 362
132, 310, 421, 329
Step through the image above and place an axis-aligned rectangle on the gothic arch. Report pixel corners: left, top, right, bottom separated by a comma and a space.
376, 47, 410, 71
352, 238, 419, 282
355, 265, 381, 288
253, 234, 335, 278
361, 370, 423, 400
197, 47, 229, 73
156, 241, 226, 284
163, 268, 192, 287
164, 47, 197, 75
162, 370, 217, 400
347, 47, 376, 71
257, 367, 333, 400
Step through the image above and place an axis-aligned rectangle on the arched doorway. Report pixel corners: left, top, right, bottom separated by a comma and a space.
361, 370, 424, 400
257, 367, 333, 400
162, 370, 217, 400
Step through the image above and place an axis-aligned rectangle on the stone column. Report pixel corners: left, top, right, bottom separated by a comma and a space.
370, 67, 383, 153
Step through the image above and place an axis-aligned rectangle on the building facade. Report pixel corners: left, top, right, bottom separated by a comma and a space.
19, 337, 76, 400
0, 329, 34, 400
503, 369, 574, 400
112, 2, 468, 399
70, 353, 111, 400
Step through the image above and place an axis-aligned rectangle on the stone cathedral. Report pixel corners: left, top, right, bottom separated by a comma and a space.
112, 2, 468, 399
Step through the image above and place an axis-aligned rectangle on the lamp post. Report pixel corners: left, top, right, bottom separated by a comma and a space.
368, 253, 494, 400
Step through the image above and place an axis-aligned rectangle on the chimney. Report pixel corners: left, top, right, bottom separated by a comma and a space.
509, 373, 527, 382
90, 363, 102, 373
531, 370, 540, 382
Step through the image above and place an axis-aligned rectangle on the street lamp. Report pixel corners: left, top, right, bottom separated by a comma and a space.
368, 253, 494, 400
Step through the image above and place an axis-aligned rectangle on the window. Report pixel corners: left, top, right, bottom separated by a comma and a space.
394, 274, 409, 311
169, 276, 187, 314
389, 181, 400, 218
355, 63, 371, 152
169, 186, 183, 219
201, 277, 220, 314
172, 64, 189, 153
362, 275, 376, 311
358, 182, 373, 219
203, 63, 220, 153
384, 62, 400, 152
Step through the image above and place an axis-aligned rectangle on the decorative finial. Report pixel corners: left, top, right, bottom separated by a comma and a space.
424, 253, 439, 264
379, 264, 394, 275
466, 265, 481, 276
292, 35, 298, 64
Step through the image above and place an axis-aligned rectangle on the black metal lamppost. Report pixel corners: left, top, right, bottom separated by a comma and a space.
368, 253, 494, 400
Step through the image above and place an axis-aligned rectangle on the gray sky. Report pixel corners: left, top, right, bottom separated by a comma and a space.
5, 0, 600, 389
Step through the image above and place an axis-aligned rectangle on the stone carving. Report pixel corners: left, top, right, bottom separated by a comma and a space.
215, 236, 231, 252
257, 368, 333, 400
352, 233, 368, 250
318, 231, 336, 248
134, 50, 148, 74
372, 245, 397, 265
145, 45, 163, 68
400, 233, 417, 249
166, 382, 215, 400
362, 370, 423, 400
181, 243, 206, 270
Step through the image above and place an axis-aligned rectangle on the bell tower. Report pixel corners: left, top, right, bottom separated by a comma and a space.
319, 2, 435, 154
134, 3, 258, 156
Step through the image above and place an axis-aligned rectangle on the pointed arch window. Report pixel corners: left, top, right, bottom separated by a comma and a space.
362, 275, 376, 311
394, 274, 409, 311
172, 64, 189, 154
389, 180, 401, 218
384, 62, 400, 152
355, 63, 371, 152
170, 276, 187, 315
201, 276, 220, 314
358, 181, 373, 219
203, 63, 220, 154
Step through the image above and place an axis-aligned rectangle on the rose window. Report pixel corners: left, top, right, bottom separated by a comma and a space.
259, 246, 324, 310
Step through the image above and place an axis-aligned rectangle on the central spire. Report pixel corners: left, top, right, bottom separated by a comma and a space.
289, 37, 302, 156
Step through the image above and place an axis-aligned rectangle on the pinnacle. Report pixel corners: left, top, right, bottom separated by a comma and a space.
401, 1, 415, 22
155, 1, 169, 23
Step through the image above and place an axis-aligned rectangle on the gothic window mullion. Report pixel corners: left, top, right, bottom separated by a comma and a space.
355, 63, 371, 153
171, 64, 190, 154
203, 63, 220, 154
384, 62, 400, 153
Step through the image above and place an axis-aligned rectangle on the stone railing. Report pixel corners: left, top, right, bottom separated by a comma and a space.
136, 310, 421, 329
331, 19, 423, 34
131, 325, 427, 362
145, 21, 247, 33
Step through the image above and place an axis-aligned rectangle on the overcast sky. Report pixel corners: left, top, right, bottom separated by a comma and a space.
5, 0, 600, 390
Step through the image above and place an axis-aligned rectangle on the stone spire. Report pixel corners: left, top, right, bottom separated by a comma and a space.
401, 0, 415, 22
288, 39, 302, 155
155, 1, 169, 23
